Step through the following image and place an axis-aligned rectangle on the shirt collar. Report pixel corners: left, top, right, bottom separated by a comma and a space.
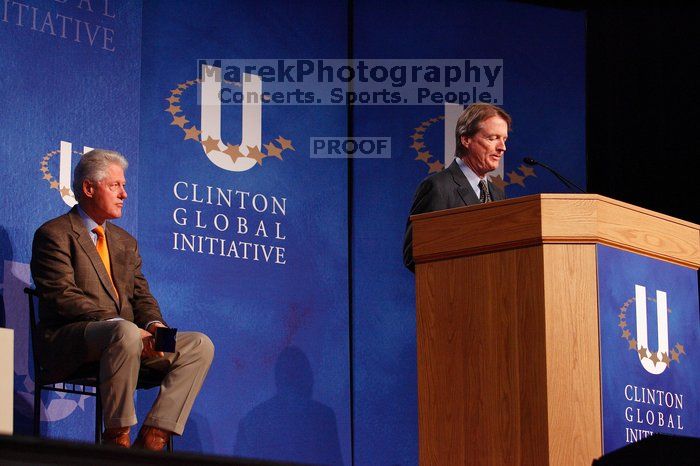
455, 156, 485, 197
76, 205, 103, 235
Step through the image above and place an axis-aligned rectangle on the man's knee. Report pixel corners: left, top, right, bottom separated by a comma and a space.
110, 320, 143, 354
191, 332, 215, 363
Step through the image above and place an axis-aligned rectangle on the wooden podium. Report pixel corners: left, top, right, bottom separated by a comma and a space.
411, 194, 700, 465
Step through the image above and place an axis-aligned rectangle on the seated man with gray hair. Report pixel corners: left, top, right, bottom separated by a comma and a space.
31, 149, 214, 450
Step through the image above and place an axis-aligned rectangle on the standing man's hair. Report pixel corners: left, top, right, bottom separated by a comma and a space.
72, 149, 128, 202
454, 103, 512, 157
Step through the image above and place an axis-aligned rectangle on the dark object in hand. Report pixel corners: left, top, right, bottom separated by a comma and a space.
154, 327, 177, 353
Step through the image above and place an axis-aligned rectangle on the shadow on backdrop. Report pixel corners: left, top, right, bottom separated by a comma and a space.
180, 411, 214, 453
235, 346, 343, 465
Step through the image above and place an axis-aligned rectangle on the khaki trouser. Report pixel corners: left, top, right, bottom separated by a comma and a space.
84, 320, 214, 435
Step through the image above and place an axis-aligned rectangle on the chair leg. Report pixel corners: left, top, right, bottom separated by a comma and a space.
167, 435, 173, 452
95, 389, 103, 444
33, 386, 41, 438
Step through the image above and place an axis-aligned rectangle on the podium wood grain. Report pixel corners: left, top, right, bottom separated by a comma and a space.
412, 194, 700, 268
412, 194, 699, 465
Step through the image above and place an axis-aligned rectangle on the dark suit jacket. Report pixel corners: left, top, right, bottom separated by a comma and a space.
31, 206, 165, 380
403, 160, 505, 271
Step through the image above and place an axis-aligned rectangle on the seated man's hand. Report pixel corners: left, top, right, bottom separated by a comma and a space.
140, 328, 165, 359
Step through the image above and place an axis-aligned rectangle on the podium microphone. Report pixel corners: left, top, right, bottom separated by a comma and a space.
523, 157, 586, 193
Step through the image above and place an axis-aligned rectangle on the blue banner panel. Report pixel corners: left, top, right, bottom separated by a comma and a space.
351, 1, 585, 464
0, 0, 143, 440
138, 1, 349, 462
597, 245, 700, 453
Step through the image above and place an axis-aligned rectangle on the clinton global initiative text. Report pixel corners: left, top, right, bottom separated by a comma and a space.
172, 233, 285, 265
171, 180, 288, 266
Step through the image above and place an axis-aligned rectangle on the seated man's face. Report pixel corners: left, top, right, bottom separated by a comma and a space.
85, 164, 127, 222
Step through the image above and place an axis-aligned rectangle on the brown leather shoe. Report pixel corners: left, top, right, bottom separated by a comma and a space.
133, 425, 170, 451
102, 426, 131, 448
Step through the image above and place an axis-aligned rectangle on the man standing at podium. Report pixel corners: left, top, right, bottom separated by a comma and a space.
403, 103, 511, 271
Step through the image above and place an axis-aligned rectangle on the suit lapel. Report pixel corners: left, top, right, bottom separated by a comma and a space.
447, 160, 480, 206
69, 208, 120, 306
488, 181, 505, 201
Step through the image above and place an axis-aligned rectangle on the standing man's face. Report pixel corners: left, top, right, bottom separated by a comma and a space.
460, 116, 508, 178
82, 164, 128, 224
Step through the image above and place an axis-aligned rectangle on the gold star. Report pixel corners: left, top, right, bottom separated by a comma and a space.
427, 160, 443, 173
519, 164, 536, 177
429, 118, 438, 123
670, 349, 680, 363
263, 142, 283, 160
628, 338, 637, 350
224, 144, 243, 162
165, 104, 182, 115
415, 152, 431, 162
637, 346, 648, 359
618, 312, 625, 319
177, 83, 187, 90
166, 95, 180, 104
507, 170, 525, 187
622, 329, 631, 339
171, 88, 183, 95
649, 352, 659, 364
171, 115, 189, 128
201, 136, 221, 153
410, 141, 425, 151
40, 161, 48, 167
40, 167, 48, 173
43, 173, 51, 180
618, 320, 627, 329
410, 133, 423, 142
183, 126, 201, 141
675, 343, 685, 355
50, 181, 59, 189
186, 80, 196, 86
661, 352, 670, 364
246, 146, 266, 165
60, 186, 70, 196
276, 136, 295, 151
414, 126, 425, 133
489, 174, 508, 191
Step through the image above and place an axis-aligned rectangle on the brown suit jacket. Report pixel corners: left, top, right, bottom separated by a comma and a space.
31, 206, 165, 380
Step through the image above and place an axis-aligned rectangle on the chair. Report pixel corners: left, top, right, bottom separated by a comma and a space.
24, 287, 173, 451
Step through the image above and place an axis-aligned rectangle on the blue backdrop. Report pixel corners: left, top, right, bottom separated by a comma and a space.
136, 1, 350, 462
0, 1, 585, 464
351, 2, 585, 464
0, 0, 143, 441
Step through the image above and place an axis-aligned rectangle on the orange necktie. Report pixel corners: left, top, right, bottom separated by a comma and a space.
93, 226, 119, 299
